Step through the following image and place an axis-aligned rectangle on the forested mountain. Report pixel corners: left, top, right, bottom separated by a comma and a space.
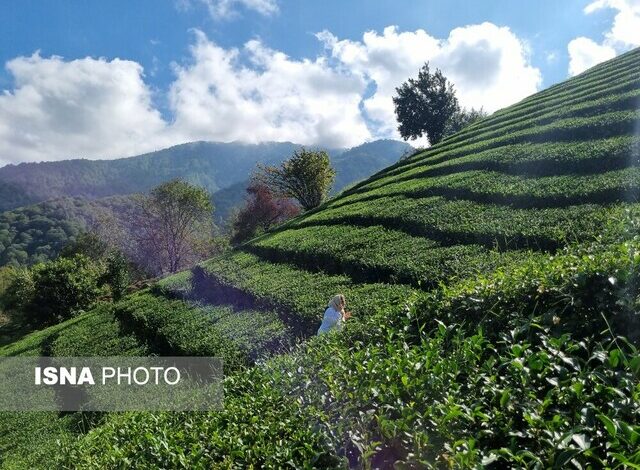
0, 140, 412, 213
0, 139, 412, 265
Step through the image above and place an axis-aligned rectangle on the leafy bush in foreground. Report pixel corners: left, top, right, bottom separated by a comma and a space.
13, 255, 104, 325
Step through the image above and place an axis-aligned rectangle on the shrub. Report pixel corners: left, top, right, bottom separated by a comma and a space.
231, 181, 300, 244
28, 255, 103, 324
4, 267, 35, 312
101, 251, 130, 301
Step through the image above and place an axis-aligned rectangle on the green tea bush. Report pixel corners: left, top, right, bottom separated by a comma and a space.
335, 136, 640, 201
155, 270, 194, 298
362, 108, 640, 188
59, 237, 640, 468
114, 291, 254, 371
0, 304, 149, 468
248, 224, 529, 288
200, 251, 416, 332
28, 255, 104, 324
290, 195, 622, 251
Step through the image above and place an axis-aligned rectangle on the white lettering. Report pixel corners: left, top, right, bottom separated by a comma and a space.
133, 367, 149, 385
102, 367, 115, 385
77, 367, 95, 385
34, 366, 95, 385
165, 367, 181, 385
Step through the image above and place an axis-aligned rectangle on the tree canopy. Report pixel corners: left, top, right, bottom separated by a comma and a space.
257, 148, 336, 211
133, 179, 214, 274
393, 63, 487, 145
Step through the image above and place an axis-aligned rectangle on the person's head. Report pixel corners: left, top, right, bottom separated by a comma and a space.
328, 294, 346, 312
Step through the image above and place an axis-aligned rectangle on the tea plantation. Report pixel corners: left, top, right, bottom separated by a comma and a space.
1, 48, 639, 468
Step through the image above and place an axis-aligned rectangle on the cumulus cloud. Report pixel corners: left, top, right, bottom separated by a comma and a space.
0, 24, 542, 164
585, 0, 640, 48
176, 0, 278, 19
567, 0, 639, 76
167, 31, 370, 148
318, 23, 542, 138
567, 37, 616, 76
0, 52, 170, 166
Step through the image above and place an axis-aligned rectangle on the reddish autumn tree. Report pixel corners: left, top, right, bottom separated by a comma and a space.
231, 182, 300, 244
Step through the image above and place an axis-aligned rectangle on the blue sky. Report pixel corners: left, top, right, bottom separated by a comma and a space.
0, 0, 637, 165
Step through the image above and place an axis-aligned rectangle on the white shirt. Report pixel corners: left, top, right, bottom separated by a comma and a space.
317, 307, 343, 334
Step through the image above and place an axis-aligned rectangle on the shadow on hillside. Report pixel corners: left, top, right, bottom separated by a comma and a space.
189, 266, 314, 338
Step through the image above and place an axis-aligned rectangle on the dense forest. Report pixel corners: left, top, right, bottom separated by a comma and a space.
0, 196, 139, 266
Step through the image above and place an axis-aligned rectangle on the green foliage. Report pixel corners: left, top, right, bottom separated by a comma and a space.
0, 196, 139, 267
60, 232, 110, 260
60, 238, 640, 468
258, 148, 336, 211
4, 267, 35, 312
393, 62, 460, 144
5, 40, 640, 470
443, 106, 488, 137
0, 266, 15, 308
248, 223, 531, 288
199, 251, 415, 334
0, 305, 148, 469
101, 251, 130, 301
25, 255, 103, 325
112, 291, 288, 369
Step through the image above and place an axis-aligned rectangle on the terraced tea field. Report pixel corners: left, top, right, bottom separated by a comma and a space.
1, 48, 639, 468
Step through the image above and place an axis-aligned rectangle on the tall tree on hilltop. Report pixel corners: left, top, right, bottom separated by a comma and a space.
257, 148, 335, 211
133, 179, 214, 274
393, 63, 485, 146
393, 63, 459, 145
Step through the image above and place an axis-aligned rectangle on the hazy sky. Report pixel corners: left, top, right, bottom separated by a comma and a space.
0, 0, 638, 166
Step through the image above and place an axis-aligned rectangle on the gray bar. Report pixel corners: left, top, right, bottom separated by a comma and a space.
0, 357, 223, 411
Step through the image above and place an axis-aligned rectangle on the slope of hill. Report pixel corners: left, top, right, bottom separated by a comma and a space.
1, 49, 639, 468
0, 139, 412, 214
0, 196, 139, 266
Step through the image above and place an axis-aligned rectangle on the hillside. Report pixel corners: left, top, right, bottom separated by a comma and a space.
0, 139, 412, 214
1, 48, 639, 468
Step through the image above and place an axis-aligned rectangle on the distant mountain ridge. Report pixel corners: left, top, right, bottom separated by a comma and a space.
0, 139, 413, 265
0, 139, 412, 214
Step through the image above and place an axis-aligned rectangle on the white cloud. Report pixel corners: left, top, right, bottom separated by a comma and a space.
167, 31, 370, 148
567, 37, 616, 76
177, 0, 278, 19
567, 0, 639, 76
0, 24, 543, 164
319, 23, 542, 139
585, 0, 640, 48
0, 52, 171, 166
